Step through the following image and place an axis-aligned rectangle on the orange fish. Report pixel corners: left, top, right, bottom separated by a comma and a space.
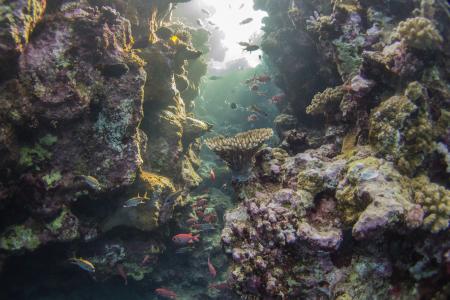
208, 256, 217, 278
172, 233, 200, 245
116, 263, 127, 285
155, 288, 177, 299
210, 169, 216, 181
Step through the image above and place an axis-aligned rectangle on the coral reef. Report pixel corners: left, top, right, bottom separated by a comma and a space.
222, 146, 449, 299
205, 128, 273, 179
396, 17, 443, 50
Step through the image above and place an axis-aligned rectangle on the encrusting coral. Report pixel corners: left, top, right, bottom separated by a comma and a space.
205, 128, 273, 179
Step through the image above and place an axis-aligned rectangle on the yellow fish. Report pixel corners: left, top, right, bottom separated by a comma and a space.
69, 257, 95, 273
170, 35, 179, 44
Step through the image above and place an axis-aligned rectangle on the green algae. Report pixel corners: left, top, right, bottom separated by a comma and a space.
42, 170, 62, 188
0, 224, 40, 251
19, 134, 57, 169
333, 38, 363, 79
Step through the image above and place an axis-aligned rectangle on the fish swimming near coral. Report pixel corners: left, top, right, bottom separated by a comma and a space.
123, 192, 149, 208
169, 35, 179, 45
239, 4, 245, 10
155, 288, 177, 299
243, 44, 260, 52
208, 256, 217, 278
230, 102, 237, 109
159, 190, 184, 223
239, 18, 253, 25
196, 19, 204, 27
210, 169, 216, 181
270, 94, 285, 104
249, 104, 268, 117
201, 8, 210, 16
255, 75, 271, 83
172, 233, 200, 245
116, 263, 128, 285
69, 257, 95, 273
76, 175, 102, 191
141, 255, 152, 265
238, 41, 250, 47
194, 223, 216, 232
247, 114, 258, 122
175, 246, 194, 254
208, 75, 222, 80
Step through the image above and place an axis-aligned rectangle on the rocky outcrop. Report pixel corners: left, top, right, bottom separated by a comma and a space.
222, 146, 449, 299
0, 0, 209, 287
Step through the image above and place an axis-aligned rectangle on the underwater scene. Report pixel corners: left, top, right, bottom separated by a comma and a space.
0, 0, 449, 299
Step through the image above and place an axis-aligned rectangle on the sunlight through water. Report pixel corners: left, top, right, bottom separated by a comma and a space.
176, 0, 267, 68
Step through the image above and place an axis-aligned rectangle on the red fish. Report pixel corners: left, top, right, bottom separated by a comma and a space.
248, 114, 258, 122
172, 233, 200, 245
116, 263, 127, 285
208, 256, 217, 278
155, 288, 177, 299
196, 210, 204, 218
141, 255, 151, 266
203, 213, 217, 224
270, 94, 285, 104
196, 198, 208, 206
210, 169, 216, 181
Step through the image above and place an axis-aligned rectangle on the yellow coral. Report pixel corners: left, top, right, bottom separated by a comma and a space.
306, 86, 344, 116
396, 17, 443, 50
412, 175, 450, 233
139, 171, 175, 193
333, 0, 362, 13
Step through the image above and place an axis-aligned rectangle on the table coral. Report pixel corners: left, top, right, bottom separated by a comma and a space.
205, 128, 273, 179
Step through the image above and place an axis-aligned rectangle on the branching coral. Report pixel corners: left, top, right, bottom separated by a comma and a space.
205, 128, 273, 178
412, 176, 450, 233
306, 86, 344, 116
396, 17, 443, 50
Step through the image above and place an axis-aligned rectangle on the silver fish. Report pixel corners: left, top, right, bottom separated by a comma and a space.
123, 192, 149, 208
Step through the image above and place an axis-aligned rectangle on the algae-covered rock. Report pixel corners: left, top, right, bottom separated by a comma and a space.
0, 0, 46, 66
101, 171, 176, 232
369, 86, 436, 175
0, 224, 40, 251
